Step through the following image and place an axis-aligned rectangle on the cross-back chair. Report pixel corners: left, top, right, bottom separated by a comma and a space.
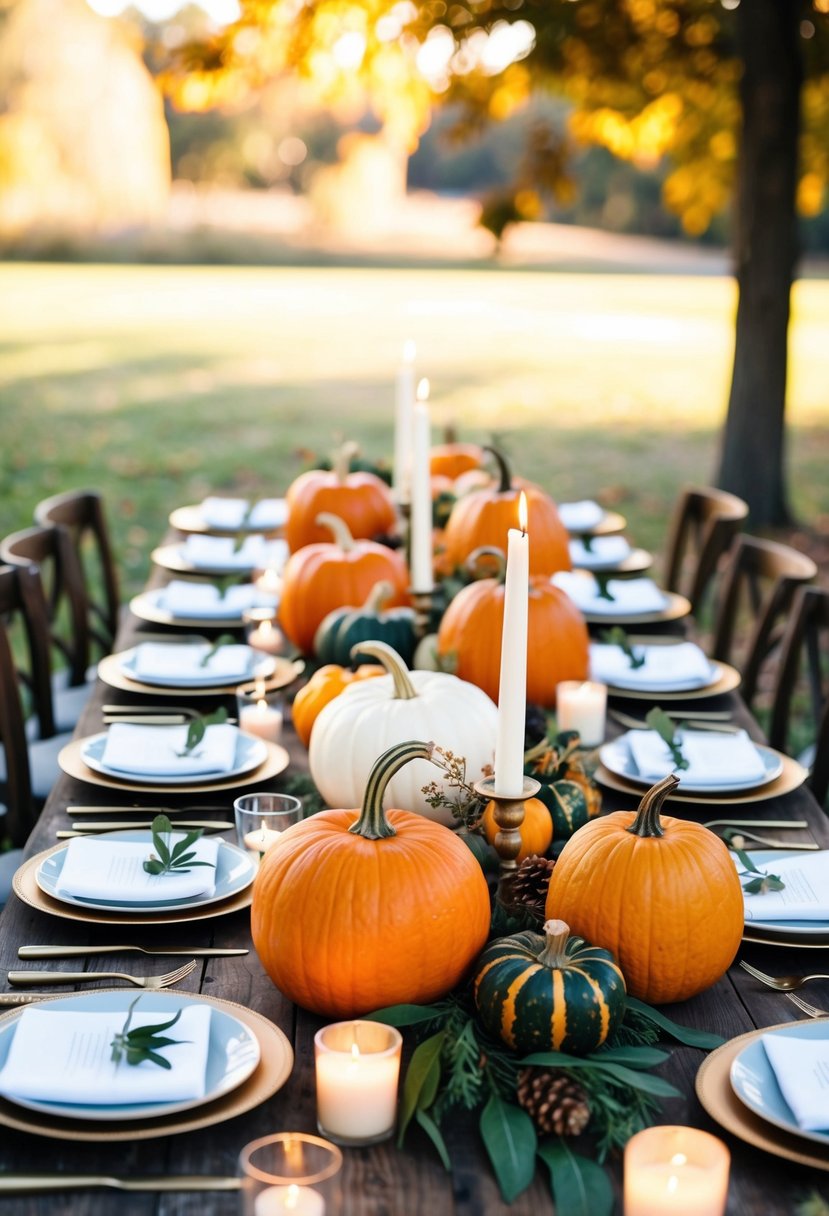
662, 485, 749, 614
0, 567, 40, 851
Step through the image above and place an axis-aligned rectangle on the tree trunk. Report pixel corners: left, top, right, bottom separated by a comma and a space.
717, 0, 802, 527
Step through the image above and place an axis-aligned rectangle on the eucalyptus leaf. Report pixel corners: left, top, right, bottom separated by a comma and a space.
176, 707, 228, 758
398, 1031, 446, 1145
415, 1108, 452, 1171
366, 1003, 451, 1028
198, 633, 237, 668
727, 839, 786, 894
645, 706, 689, 771
142, 814, 215, 877
479, 1094, 537, 1204
624, 997, 725, 1049
594, 1045, 670, 1068
594, 573, 615, 602
110, 997, 186, 1070
538, 1140, 613, 1216
599, 625, 645, 668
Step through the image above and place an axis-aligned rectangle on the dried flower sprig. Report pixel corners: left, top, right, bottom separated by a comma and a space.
421, 747, 493, 830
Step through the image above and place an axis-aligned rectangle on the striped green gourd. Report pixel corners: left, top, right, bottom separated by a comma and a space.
313, 580, 416, 666
474, 919, 626, 1056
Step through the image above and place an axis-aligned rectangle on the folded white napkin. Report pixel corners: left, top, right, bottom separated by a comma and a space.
743, 852, 829, 923
626, 728, 767, 787
0, 1004, 212, 1106
131, 642, 256, 683
558, 500, 604, 532
569, 536, 632, 568
200, 496, 286, 530
56, 834, 219, 902
159, 580, 276, 620
181, 535, 288, 572
761, 1034, 829, 1131
553, 573, 668, 616
590, 641, 713, 688
100, 722, 239, 777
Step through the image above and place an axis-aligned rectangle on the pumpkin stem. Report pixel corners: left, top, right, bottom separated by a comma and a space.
316, 512, 355, 552
627, 773, 680, 838
350, 740, 435, 839
362, 581, 394, 612
350, 640, 418, 700
537, 919, 572, 969
483, 445, 513, 494
443, 421, 458, 444
333, 440, 360, 482
466, 545, 506, 583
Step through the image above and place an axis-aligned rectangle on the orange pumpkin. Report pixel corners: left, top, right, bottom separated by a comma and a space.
285, 443, 397, 552
251, 740, 492, 1017
291, 663, 384, 748
279, 513, 409, 654
436, 549, 589, 705
482, 797, 553, 862
546, 775, 744, 1004
430, 442, 486, 480
442, 448, 571, 577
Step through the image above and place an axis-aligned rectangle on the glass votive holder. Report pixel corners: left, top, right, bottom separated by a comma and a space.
234, 792, 302, 857
238, 682, 284, 743
556, 679, 608, 747
239, 1132, 342, 1216
623, 1125, 730, 1216
244, 607, 285, 656
314, 1020, 403, 1147
253, 564, 284, 600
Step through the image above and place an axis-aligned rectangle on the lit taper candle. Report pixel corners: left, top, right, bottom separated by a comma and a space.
409, 378, 434, 593
493, 492, 529, 797
393, 340, 416, 504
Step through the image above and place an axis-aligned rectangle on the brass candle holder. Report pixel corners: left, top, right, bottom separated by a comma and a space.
473, 775, 541, 907
410, 588, 434, 640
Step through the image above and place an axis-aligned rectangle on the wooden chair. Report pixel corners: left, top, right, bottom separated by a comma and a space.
710, 534, 817, 708
768, 585, 829, 806
662, 486, 749, 613
35, 489, 120, 654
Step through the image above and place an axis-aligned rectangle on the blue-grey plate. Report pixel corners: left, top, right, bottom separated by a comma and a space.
742, 849, 829, 939
80, 728, 267, 786
600, 733, 783, 794
730, 1020, 829, 1148
0, 990, 260, 1122
118, 644, 274, 689
36, 831, 256, 914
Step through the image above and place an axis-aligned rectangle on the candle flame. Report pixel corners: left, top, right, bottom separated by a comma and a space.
416, 377, 430, 403
403, 338, 416, 363
666, 1174, 679, 1194
286, 1183, 300, 1209
351, 1042, 360, 1060
260, 620, 273, 637
670, 1153, 688, 1167
518, 491, 528, 534
259, 819, 267, 836
257, 699, 268, 711
254, 678, 266, 699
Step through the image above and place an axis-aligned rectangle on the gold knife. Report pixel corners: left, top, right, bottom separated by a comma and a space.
19, 945, 249, 959
66, 805, 229, 814
0, 1175, 241, 1193
69, 819, 234, 830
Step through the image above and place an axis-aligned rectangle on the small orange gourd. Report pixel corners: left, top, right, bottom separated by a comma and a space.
546, 774, 744, 1004
252, 741, 492, 1017
291, 663, 384, 748
482, 796, 553, 862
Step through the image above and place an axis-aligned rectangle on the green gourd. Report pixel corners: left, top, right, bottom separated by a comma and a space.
474, 919, 626, 1056
524, 732, 602, 840
313, 581, 417, 666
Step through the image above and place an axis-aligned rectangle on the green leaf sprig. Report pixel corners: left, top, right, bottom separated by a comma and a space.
581, 533, 595, 554
143, 814, 216, 877
110, 994, 186, 1070
599, 626, 645, 669
594, 573, 615, 602
645, 707, 689, 771
198, 634, 237, 668
175, 706, 228, 757
727, 839, 786, 894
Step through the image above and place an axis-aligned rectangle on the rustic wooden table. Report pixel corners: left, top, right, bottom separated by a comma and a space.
1, 594, 828, 1214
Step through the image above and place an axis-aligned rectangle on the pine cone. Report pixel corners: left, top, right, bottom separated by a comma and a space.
510, 854, 556, 920
517, 1068, 590, 1136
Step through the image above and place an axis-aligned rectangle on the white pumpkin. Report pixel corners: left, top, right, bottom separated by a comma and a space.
309, 641, 498, 824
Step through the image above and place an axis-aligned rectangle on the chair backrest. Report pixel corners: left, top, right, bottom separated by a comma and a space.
0, 524, 92, 688
663, 486, 749, 612
768, 585, 829, 805
710, 534, 817, 707
0, 566, 35, 844
34, 490, 119, 652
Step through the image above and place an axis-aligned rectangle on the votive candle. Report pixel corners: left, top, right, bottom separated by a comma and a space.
556, 680, 607, 747
624, 1126, 730, 1216
493, 493, 529, 797
240, 699, 283, 743
315, 1021, 403, 1146
254, 1185, 325, 1215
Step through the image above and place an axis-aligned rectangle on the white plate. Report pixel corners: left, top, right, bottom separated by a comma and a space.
35, 830, 256, 914
599, 733, 784, 794
80, 729, 267, 787
169, 501, 288, 535
0, 990, 260, 1122
118, 645, 275, 689
742, 850, 829, 939
129, 587, 274, 628
730, 1021, 829, 1148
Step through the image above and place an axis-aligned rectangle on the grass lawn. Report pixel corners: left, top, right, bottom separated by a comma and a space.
3, 262, 829, 598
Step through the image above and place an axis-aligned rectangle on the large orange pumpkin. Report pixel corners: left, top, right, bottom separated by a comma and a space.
291, 663, 384, 748
436, 549, 589, 705
546, 775, 744, 1004
441, 448, 571, 577
251, 740, 492, 1017
285, 443, 397, 552
279, 513, 409, 654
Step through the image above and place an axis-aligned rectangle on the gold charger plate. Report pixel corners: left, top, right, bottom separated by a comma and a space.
130, 590, 262, 631
98, 652, 303, 700
582, 590, 691, 626
57, 736, 289, 794
151, 542, 287, 580
566, 509, 627, 538
573, 547, 653, 576
13, 842, 254, 926
0, 990, 292, 1142
695, 1021, 829, 1173
742, 931, 829, 949
595, 752, 808, 805
606, 662, 741, 702
169, 505, 284, 537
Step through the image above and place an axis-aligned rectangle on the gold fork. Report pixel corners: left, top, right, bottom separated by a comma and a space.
7, 959, 198, 989
786, 992, 829, 1018
740, 960, 829, 991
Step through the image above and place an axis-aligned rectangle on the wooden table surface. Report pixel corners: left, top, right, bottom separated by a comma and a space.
1, 582, 828, 1213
